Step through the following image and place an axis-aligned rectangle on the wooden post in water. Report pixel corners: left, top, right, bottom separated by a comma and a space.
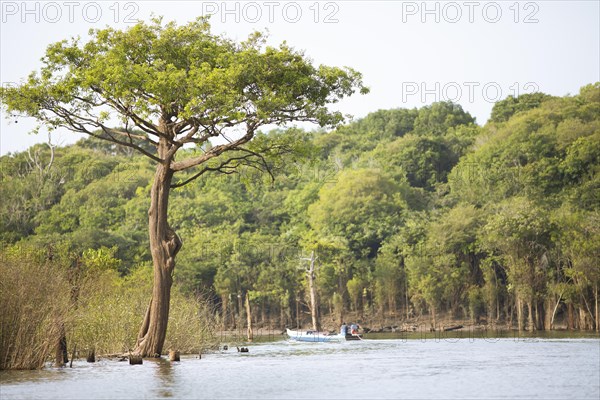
129, 350, 143, 365
169, 350, 180, 361
86, 349, 95, 363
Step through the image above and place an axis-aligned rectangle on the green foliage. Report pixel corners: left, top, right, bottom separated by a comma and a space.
308, 168, 405, 257
489, 92, 556, 123
1, 82, 598, 337
413, 101, 475, 136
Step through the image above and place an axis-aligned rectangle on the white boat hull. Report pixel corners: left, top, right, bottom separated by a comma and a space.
286, 328, 343, 342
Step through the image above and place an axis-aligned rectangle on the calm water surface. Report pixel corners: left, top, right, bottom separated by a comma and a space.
1, 337, 598, 399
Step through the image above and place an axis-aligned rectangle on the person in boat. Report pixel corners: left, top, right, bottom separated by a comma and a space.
350, 323, 358, 335
340, 322, 347, 336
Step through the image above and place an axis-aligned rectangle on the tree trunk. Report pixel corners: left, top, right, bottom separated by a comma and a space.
496, 287, 501, 323
295, 296, 300, 328
527, 302, 534, 331
516, 296, 524, 332
580, 291, 596, 330
279, 302, 285, 328
549, 293, 562, 330
535, 301, 544, 331
237, 293, 243, 330
506, 296, 512, 329
595, 284, 599, 332
405, 278, 410, 320
55, 327, 68, 367
261, 301, 267, 325
579, 308, 588, 330
133, 161, 181, 357
246, 293, 253, 341
307, 251, 320, 331
567, 303, 574, 330
221, 295, 229, 330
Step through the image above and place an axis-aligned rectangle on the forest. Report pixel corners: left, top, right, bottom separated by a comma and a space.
1, 82, 598, 363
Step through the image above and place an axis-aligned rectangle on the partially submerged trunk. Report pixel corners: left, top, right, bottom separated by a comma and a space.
133, 158, 182, 357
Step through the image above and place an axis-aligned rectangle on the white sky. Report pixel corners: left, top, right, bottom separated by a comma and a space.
1, 0, 598, 155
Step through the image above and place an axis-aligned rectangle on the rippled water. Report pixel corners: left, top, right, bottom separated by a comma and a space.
1, 337, 598, 399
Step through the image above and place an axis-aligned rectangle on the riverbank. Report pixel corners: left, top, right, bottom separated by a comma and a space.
214, 311, 598, 343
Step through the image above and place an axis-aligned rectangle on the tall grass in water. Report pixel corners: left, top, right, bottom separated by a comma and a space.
1, 246, 218, 369
0, 247, 71, 370
71, 264, 218, 356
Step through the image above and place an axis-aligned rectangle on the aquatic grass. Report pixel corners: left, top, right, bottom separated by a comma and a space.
1, 249, 218, 369
0, 247, 71, 370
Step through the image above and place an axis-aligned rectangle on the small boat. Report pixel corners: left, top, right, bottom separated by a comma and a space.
286, 328, 362, 342
286, 328, 341, 342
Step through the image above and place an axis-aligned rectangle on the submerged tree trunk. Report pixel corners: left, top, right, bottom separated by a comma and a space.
133, 159, 182, 357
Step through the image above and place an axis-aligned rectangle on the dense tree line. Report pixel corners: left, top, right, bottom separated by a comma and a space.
1, 85, 598, 332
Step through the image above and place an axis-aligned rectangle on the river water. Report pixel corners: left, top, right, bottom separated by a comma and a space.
1, 337, 598, 399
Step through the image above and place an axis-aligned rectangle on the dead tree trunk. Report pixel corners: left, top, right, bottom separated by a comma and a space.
133, 157, 182, 357
306, 251, 320, 331
246, 292, 253, 341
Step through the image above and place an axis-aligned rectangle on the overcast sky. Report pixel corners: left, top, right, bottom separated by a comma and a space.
1, 0, 598, 155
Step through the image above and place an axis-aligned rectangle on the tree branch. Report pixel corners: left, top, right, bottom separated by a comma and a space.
48, 106, 164, 163
170, 154, 256, 188
170, 125, 256, 172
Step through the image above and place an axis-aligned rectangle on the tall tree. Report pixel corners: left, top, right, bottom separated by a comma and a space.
0, 18, 366, 356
